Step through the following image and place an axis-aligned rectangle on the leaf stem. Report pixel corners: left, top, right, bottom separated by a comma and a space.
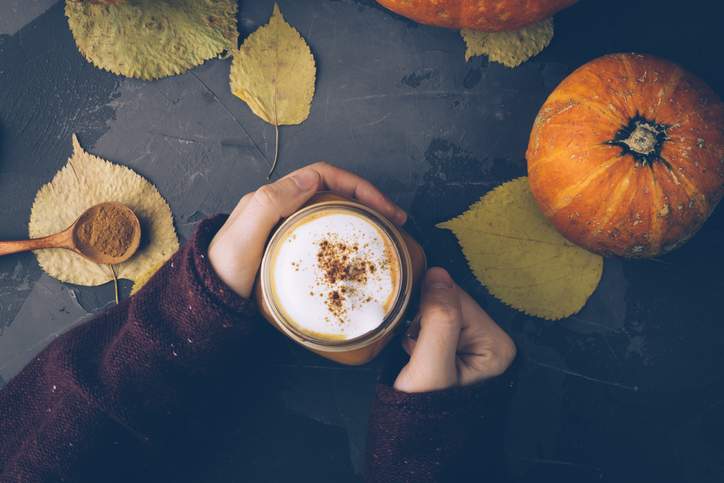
110, 264, 119, 305
268, 86, 280, 179
268, 123, 279, 179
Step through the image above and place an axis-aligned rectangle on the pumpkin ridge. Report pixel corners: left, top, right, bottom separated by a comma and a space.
573, 97, 627, 126
664, 108, 720, 146
653, 166, 708, 250
546, 86, 627, 124
612, 167, 652, 246
619, 55, 660, 120
547, 155, 623, 212
653, 68, 685, 119
536, 117, 606, 130
644, 166, 667, 255
619, 54, 641, 106
652, 162, 701, 252
583, 164, 633, 238
610, 55, 650, 119
662, 161, 703, 208
556, 72, 631, 122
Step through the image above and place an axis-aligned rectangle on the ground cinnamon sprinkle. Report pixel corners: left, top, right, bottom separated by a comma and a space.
316, 236, 377, 321
76, 205, 135, 258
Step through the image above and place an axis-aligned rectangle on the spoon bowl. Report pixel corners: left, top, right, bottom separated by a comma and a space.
71, 202, 142, 264
0, 202, 142, 264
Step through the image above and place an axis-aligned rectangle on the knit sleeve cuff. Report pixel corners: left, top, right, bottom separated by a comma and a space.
185, 214, 258, 318
373, 382, 491, 414
373, 358, 518, 414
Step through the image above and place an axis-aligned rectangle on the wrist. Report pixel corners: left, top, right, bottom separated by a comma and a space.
182, 215, 259, 317
208, 233, 255, 299
393, 364, 458, 393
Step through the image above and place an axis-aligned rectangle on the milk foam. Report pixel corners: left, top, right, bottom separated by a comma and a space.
270, 210, 399, 340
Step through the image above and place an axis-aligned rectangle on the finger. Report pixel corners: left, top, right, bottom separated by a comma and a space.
213, 169, 321, 296
401, 314, 420, 355
300, 162, 407, 225
404, 267, 462, 390
228, 192, 254, 222
457, 288, 517, 375
458, 288, 514, 351
228, 168, 321, 241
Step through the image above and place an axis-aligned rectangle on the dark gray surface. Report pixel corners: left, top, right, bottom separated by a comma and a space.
1, 1, 723, 482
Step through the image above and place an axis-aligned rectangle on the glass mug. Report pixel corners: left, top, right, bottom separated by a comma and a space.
255, 192, 426, 365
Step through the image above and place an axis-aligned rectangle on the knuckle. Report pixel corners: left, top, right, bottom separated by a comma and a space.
312, 160, 330, 169
490, 336, 517, 375
254, 184, 280, 208
500, 336, 517, 365
422, 303, 460, 326
229, 192, 254, 218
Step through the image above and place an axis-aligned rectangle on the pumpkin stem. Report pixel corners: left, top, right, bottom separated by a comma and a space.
607, 114, 670, 167
623, 124, 658, 155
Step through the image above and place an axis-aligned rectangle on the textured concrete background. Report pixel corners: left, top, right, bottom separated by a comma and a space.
1, 1, 723, 482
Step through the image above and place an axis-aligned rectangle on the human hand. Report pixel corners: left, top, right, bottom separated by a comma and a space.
394, 267, 516, 393
208, 162, 407, 299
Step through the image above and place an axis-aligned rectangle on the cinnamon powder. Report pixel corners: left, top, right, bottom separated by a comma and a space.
316, 237, 378, 320
76, 205, 135, 258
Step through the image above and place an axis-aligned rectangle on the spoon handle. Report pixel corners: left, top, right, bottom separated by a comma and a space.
0, 231, 74, 257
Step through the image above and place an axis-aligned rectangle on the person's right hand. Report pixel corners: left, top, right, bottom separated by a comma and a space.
393, 267, 516, 393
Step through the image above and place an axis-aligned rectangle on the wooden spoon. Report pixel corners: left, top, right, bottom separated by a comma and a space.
0, 202, 141, 265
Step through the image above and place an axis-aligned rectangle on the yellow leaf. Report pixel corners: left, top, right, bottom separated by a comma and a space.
229, 3, 316, 126
461, 18, 554, 68
29, 135, 179, 286
66, 0, 237, 80
437, 177, 603, 320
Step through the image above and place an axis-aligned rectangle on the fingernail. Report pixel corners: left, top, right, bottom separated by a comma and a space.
395, 209, 407, 224
426, 267, 453, 288
291, 170, 319, 191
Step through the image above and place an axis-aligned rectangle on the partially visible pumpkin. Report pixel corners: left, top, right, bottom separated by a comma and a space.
376, 0, 576, 32
527, 53, 724, 258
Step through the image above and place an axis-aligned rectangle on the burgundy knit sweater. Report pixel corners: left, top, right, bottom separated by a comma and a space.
0, 216, 511, 483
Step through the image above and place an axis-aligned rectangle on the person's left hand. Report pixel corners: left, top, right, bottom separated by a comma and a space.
393, 267, 516, 393
208, 162, 407, 298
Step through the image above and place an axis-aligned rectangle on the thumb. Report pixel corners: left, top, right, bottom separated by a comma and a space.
394, 267, 462, 393
208, 168, 320, 297
228, 168, 321, 241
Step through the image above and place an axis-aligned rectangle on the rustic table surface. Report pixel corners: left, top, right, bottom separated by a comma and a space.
1, 1, 723, 482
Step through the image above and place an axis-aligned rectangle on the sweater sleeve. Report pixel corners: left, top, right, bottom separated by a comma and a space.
366, 371, 514, 483
0, 215, 258, 483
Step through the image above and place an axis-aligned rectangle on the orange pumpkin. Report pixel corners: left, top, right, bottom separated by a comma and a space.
527, 53, 724, 258
376, 0, 577, 32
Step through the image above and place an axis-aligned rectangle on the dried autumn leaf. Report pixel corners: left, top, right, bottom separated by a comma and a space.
66, 0, 237, 80
29, 135, 179, 286
229, 3, 316, 176
437, 177, 603, 320
461, 18, 554, 68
